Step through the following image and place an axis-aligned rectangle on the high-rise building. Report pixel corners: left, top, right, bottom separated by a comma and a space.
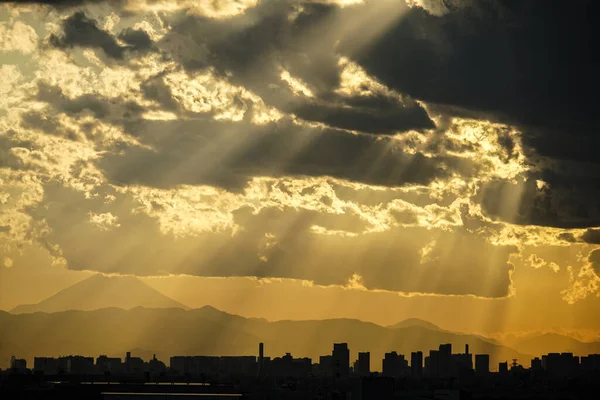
382, 352, 408, 377
319, 355, 333, 376
354, 352, 370, 376
258, 343, 264, 376
438, 344, 453, 378
266, 353, 312, 377
542, 353, 579, 377
96, 355, 122, 373
332, 343, 350, 377
411, 351, 423, 377
475, 354, 490, 375
427, 350, 440, 377
531, 357, 542, 371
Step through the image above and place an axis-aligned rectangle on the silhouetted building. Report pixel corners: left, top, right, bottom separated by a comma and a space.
170, 356, 256, 376
354, 352, 370, 376
542, 353, 579, 377
125, 352, 144, 374
581, 354, 600, 372
411, 351, 423, 377
10, 356, 27, 372
499, 362, 508, 374
332, 343, 350, 377
531, 357, 542, 371
220, 356, 257, 376
148, 354, 166, 374
57, 356, 94, 374
96, 355, 122, 373
382, 351, 408, 377
266, 353, 312, 377
453, 354, 472, 376
318, 355, 333, 376
439, 344, 453, 378
427, 350, 440, 377
475, 354, 489, 375
34, 357, 59, 375
258, 342, 264, 376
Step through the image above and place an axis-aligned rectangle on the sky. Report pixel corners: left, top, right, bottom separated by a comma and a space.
0, 0, 599, 336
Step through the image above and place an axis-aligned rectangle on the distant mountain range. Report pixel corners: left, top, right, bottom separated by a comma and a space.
5, 275, 599, 371
0, 305, 529, 370
10, 274, 188, 314
511, 333, 600, 357
388, 318, 442, 331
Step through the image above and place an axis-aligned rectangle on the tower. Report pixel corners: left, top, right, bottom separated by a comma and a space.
258, 342, 264, 376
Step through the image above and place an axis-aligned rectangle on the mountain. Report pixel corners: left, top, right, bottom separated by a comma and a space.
10, 274, 188, 314
389, 318, 442, 331
0, 307, 529, 370
512, 333, 600, 357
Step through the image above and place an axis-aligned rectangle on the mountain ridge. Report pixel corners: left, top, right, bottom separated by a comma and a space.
0, 306, 529, 370
10, 274, 188, 314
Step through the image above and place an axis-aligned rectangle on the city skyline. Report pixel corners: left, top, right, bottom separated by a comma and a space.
9, 341, 600, 376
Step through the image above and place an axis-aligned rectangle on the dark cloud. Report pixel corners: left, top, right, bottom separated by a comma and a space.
140, 74, 180, 112
49, 11, 155, 59
32, 82, 145, 124
557, 232, 577, 243
32, 183, 516, 297
118, 27, 155, 53
0, 132, 39, 171
589, 248, 600, 278
478, 174, 600, 229
160, 1, 434, 134
341, 0, 600, 228
478, 178, 600, 229
582, 229, 600, 244
49, 12, 128, 59
346, 1, 600, 158
36, 82, 111, 119
97, 117, 473, 191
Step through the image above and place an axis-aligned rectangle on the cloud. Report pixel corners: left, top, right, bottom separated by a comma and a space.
561, 248, 600, 304
0, 20, 38, 54
582, 229, 600, 244
30, 183, 516, 297
527, 254, 559, 272
478, 178, 600, 229
341, 0, 600, 228
96, 117, 469, 192
590, 248, 600, 278
160, 1, 435, 134
49, 11, 155, 60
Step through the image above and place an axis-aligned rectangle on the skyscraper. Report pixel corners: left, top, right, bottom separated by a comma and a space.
332, 343, 350, 377
438, 344, 452, 377
258, 342, 264, 377
411, 351, 423, 377
382, 352, 408, 377
427, 350, 440, 377
355, 352, 370, 376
